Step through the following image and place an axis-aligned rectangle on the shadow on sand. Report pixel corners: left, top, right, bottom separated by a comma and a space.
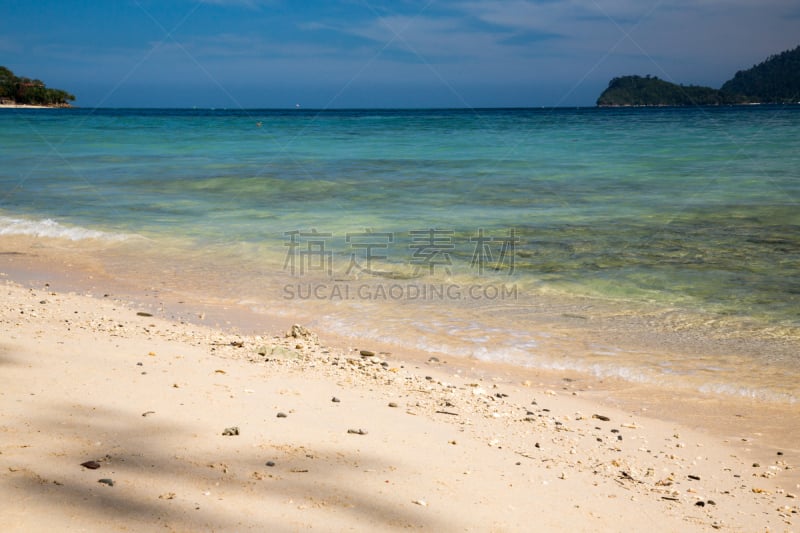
1, 402, 448, 531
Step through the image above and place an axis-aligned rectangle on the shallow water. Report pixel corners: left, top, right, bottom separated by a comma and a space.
1, 106, 798, 401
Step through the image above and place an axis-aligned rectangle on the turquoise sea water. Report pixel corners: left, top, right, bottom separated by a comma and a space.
2, 107, 799, 400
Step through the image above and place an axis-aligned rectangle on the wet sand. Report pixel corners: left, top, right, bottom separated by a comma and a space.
1, 242, 799, 531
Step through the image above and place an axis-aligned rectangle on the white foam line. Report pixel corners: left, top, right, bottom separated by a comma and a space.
0, 216, 131, 242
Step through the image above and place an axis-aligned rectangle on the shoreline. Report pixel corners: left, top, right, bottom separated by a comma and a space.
0, 103, 71, 109
0, 103, 46, 109
2, 234, 800, 449
1, 245, 799, 530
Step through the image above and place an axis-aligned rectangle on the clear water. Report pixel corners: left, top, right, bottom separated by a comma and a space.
2, 107, 799, 401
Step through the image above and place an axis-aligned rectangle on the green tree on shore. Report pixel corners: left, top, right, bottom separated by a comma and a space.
721, 45, 800, 103
0, 66, 75, 106
597, 44, 800, 107
597, 75, 743, 107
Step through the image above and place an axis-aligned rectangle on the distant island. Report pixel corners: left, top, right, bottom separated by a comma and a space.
0, 66, 75, 108
597, 45, 800, 107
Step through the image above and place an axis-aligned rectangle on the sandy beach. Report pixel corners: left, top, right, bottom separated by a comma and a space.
0, 104, 52, 109
1, 262, 798, 531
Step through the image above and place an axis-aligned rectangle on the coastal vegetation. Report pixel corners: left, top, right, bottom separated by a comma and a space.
598, 45, 800, 107
0, 66, 75, 107
721, 45, 800, 104
596, 75, 742, 107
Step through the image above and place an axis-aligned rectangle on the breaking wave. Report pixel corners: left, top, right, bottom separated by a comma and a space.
0, 216, 131, 242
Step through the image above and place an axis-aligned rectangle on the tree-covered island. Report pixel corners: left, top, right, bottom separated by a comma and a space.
0, 66, 75, 107
598, 45, 800, 107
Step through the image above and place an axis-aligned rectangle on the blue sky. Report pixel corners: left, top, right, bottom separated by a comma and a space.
1, 0, 798, 108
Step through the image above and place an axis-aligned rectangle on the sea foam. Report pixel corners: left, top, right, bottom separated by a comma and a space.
0, 216, 130, 242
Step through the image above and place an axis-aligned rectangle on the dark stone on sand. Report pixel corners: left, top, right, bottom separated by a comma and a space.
360, 350, 375, 357
98, 478, 115, 487
222, 427, 240, 436
39, 300, 47, 304
388, 402, 398, 408
136, 312, 153, 317
534, 442, 540, 448
592, 414, 610, 422
752, 462, 760, 467
695, 501, 705, 507
707, 500, 716, 505
331, 397, 341, 403
137, 362, 143, 366
688, 475, 700, 480
348, 428, 368, 435
777, 451, 784, 456
265, 461, 276, 467
81, 461, 101, 470
428, 357, 440, 363
277, 412, 287, 418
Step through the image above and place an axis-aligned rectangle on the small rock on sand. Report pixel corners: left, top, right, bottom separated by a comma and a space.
222, 427, 240, 436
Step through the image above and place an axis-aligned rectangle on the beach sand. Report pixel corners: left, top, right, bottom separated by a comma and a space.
1, 260, 798, 531
0, 104, 51, 109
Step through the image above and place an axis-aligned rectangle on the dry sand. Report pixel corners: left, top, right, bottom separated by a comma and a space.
0, 104, 51, 109
0, 277, 798, 532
